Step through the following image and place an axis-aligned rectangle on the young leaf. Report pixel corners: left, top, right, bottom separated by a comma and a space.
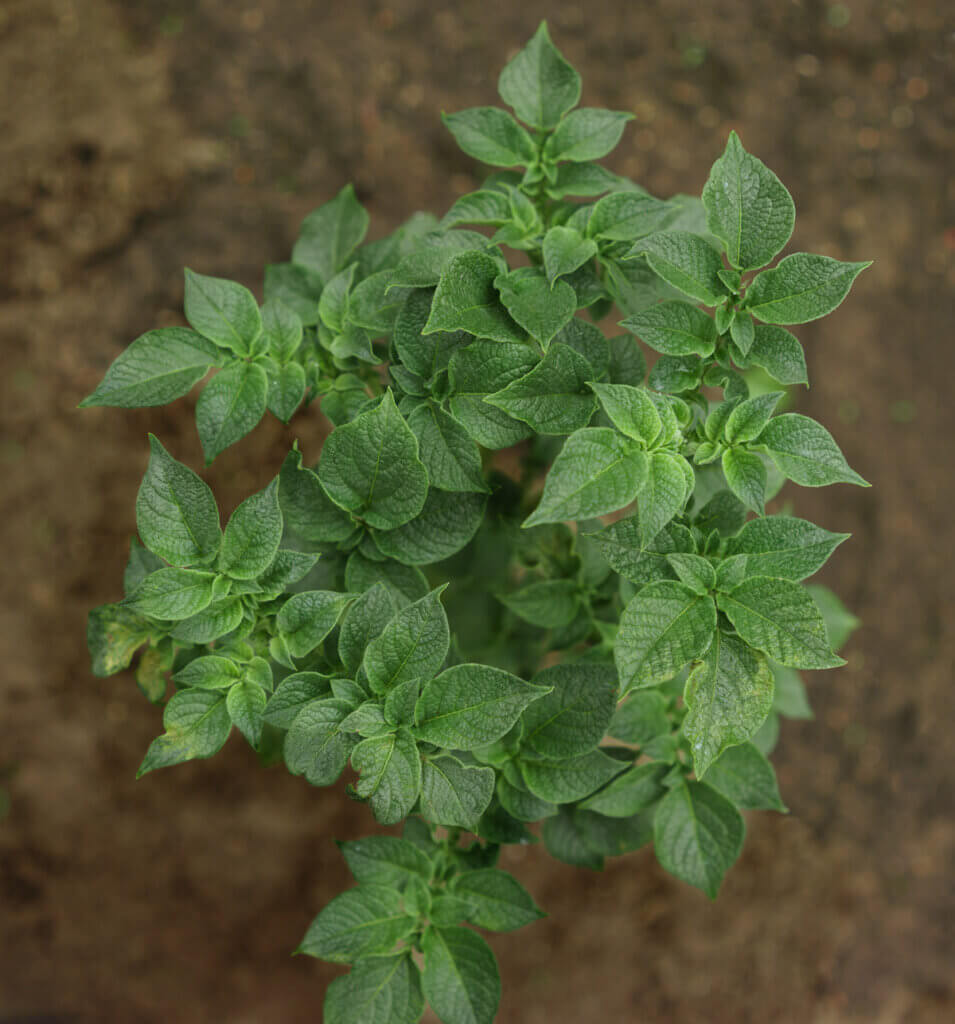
756, 413, 869, 487
485, 343, 595, 435
520, 748, 625, 804
607, 690, 671, 744
263, 673, 331, 729
263, 262, 323, 325
653, 780, 744, 898
318, 391, 429, 530
276, 591, 355, 659
345, 552, 429, 606
629, 232, 727, 306
451, 869, 544, 932
497, 579, 580, 628
745, 324, 808, 385
195, 362, 268, 463
497, 21, 581, 131
705, 742, 787, 812
419, 756, 495, 829
137, 689, 231, 777
284, 698, 356, 786
442, 107, 537, 167
666, 553, 716, 595
615, 580, 717, 692
292, 184, 369, 283
542, 226, 598, 285
226, 680, 267, 749
587, 191, 672, 242
729, 311, 755, 356
323, 953, 424, 1024
682, 630, 775, 777
421, 925, 501, 1024
351, 728, 423, 826
621, 300, 718, 358
257, 549, 317, 593
724, 391, 784, 445
722, 447, 767, 516
725, 516, 849, 581
523, 427, 646, 527
126, 567, 218, 620
261, 298, 303, 363
425, 250, 525, 343
541, 807, 604, 870
266, 361, 306, 424
806, 583, 859, 651
218, 478, 282, 580
406, 403, 488, 494
578, 762, 668, 817
743, 253, 871, 324
389, 231, 490, 290
373, 490, 486, 566
173, 655, 242, 691
364, 588, 450, 694
338, 584, 398, 676
170, 597, 244, 644
717, 576, 845, 669
544, 162, 624, 199
279, 448, 356, 544
553, 317, 611, 379
494, 267, 576, 349
183, 269, 262, 356
338, 836, 433, 886
637, 453, 689, 546
441, 190, 512, 229
299, 885, 415, 963
545, 109, 633, 163
80, 328, 221, 408
496, 776, 557, 823
701, 131, 795, 272
589, 382, 661, 445
415, 664, 550, 750
136, 435, 221, 566
520, 663, 618, 760
648, 355, 704, 395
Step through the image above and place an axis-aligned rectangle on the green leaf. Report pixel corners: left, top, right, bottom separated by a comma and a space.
276, 591, 355, 659
586, 191, 673, 242
541, 807, 604, 870
170, 597, 244, 644
666, 553, 716, 595
292, 184, 369, 282
497, 21, 581, 131
520, 663, 618, 759
80, 327, 221, 408
340, 702, 391, 738
497, 579, 580, 628
607, 690, 671, 744
745, 325, 808, 385
441, 190, 512, 229
263, 262, 323, 325
756, 413, 869, 487
629, 232, 727, 306
279, 448, 356, 544
717, 576, 845, 669
451, 869, 544, 932
373, 490, 486, 566
226, 680, 267, 749
217, 478, 282, 580
743, 253, 871, 324
318, 391, 429, 530
352, 728, 423, 826
425, 251, 525, 344
389, 230, 490, 290
574, 808, 655, 857
299, 885, 415, 963
348, 270, 408, 335
345, 552, 429, 606
126, 567, 217, 620
136, 435, 221, 566
485, 343, 595, 434
722, 447, 767, 516
323, 953, 424, 1024
183, 269, 262, 356
805, 584, 859, 652
615, 580, 717, 692
338, 836, 433, 886
339, 584, 398, 676
284, 698, 356, 786
364, 588, 450, 694
263, 672, 331, 729
772, 663, 812, 719
520, 748, 625, 804
701, 131, 795, 272
257, 549, 317, 593
724, 392, 784, 445
553, 317, 610, 379
637, 453, 689, 546
261, 298, 303, 362
544, 162, 625, 199
173, 655, 242, 691
545, 108, 633, 163
393, 289, 470, 382
123, 537, 165, 595
578, 762, 668, 817
266, 361, 306, 423
705, 742, 787, 811
729, 311, 755, 356
542, 227, 598, 285
384, 677, 420, 727
406, 404, 487, 494
682, 630, 775, 777
589, 383, 661, 445
653, 780, 744, 898
419, 756, 495, 829
523, 427, 646, 527
87, 603, 153, 677
621, 301, 717, 358
421, 925, 500, 1024
725, 516, 849, 581
442, 107, 536, 167
137, 689, 231, 777
415, 664, 549, 750
447, 340, 538, 449
195, 362, 268, 463
648, 355, 703, 395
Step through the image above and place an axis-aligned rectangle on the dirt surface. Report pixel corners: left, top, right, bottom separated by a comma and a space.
1, 1, 953, 1021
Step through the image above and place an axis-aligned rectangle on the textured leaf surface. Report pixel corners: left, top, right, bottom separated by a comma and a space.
364, 589, 449, 694
705, 742, 786, 811
451, 869, 544, 932
299, 885, 414, 963
497, 21, 580, 130
621, 300, 718, 358
183, 269, 262, 356
630, 232, 727, 306
744, 253, 870, 324
323, 954, 424, 1024
442, 107, 536, 167
425, 250, 524, 343
373, 490, 485, 566
284, 698, 355, 786
520, 748, 625, 804
195, 362, 268, 463
726, 516, 849, 581
218, 478, 282, 579
494, 268, 576, 348
422, 926, 500, 1024
520, 663, 618, 759
138, 690, 231, 776
419, 756, 495, 829
757, 413, 868, 487
352, 729, 422, 825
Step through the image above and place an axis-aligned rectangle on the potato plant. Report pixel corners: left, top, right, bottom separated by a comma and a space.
83, 24, 867, 1024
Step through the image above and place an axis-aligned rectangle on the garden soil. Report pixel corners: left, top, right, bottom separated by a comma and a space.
1, 1, 952, 1021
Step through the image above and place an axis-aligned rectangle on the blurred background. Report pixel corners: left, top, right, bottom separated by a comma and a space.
1, 1, 952, 1021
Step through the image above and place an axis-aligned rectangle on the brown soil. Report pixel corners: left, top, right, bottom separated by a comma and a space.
1, 1, 953, 1021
